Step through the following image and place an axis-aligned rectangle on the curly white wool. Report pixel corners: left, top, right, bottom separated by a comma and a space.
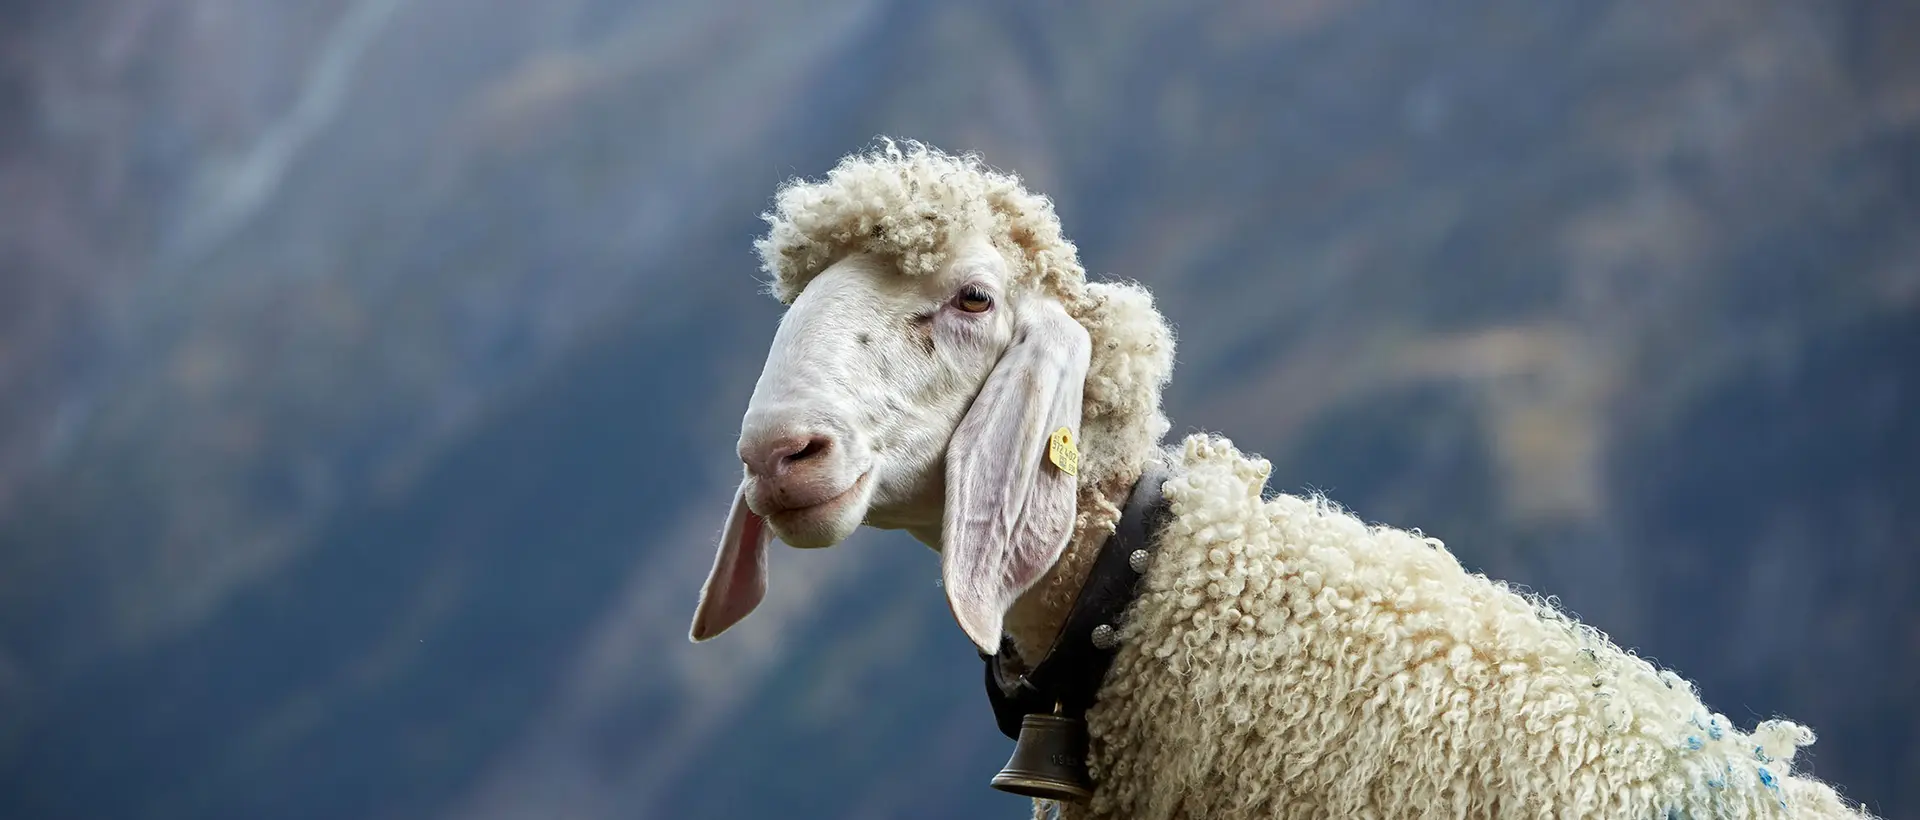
1066, 434, 1873, 820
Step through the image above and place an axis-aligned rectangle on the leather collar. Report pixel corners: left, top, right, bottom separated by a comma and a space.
982, 461, 1174, 739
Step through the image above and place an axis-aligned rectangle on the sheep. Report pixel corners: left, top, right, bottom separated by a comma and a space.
686, 139, 1877, 820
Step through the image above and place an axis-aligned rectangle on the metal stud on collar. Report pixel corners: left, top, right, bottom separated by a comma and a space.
1090, 624, 1119, 650
1128, 549, 1151, 574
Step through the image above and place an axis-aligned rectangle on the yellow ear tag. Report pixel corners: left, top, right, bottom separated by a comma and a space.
1047, 427, 1080, 477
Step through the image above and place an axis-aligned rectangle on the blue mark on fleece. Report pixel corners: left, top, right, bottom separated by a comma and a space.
1759, 766, 1787, 807
1755, 745, 1770, 762
1685, 736, 1703, 751
1706, 765, 1727, 790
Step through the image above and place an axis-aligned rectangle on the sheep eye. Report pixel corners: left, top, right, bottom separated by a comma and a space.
953, 286, 993, 313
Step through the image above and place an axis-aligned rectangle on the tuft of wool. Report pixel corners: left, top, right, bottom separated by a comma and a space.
757, 139, 1175, 540
1048, 433, 1875, 820
756, 138, 1080, 306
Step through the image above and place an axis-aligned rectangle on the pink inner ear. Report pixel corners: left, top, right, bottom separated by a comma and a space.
1005, 469, 1076, 586
690, 492, 770, 641
728, 514, 768, 604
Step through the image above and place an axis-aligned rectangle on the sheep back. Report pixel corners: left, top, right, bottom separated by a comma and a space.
1053, 434, 1872, 820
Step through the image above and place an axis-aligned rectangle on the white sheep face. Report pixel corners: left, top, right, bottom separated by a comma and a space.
735, 236, 1014, 548
691, 232, 1093, 652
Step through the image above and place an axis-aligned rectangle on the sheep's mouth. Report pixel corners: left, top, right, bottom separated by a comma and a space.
765, 470, 871, 547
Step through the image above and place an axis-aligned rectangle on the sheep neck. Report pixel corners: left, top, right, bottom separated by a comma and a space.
1001, 468, 1143, 668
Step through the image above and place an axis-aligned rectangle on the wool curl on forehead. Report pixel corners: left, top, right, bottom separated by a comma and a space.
754, 139, 1178, 532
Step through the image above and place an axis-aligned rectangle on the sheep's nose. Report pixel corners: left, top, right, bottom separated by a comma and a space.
741, 433, 836, 480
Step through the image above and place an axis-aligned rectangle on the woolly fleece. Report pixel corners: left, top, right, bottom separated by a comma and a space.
1063, 434, 1874, 820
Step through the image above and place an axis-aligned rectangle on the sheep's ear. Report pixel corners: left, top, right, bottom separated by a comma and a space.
941, 298, 1090, 655
689, 479, 772, 642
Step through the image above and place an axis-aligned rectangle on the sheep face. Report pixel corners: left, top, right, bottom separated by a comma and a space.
691, 232, 1092, 650
740, 238, 1016, 548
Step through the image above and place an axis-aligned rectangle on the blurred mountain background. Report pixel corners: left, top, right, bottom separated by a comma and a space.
1, 0, 1915, 817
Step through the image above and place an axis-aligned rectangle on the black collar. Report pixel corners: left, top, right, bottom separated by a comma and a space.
982, 461, 1174, 739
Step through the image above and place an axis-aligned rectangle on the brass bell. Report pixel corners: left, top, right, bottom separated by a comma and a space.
991, 711, 1095, 803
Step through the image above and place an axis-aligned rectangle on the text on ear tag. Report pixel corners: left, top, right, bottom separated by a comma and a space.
1048, 427, 1080, 477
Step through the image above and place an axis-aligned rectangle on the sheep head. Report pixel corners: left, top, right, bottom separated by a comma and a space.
689, 140, 1176, 654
